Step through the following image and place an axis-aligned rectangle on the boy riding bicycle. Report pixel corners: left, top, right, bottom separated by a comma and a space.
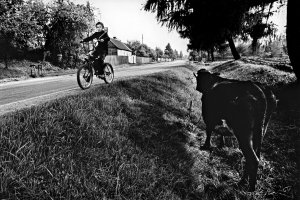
80, 22, 110, 75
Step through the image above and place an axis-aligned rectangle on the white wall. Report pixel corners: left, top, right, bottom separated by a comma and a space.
117, 49, 132, 56
128, 55, 136, 64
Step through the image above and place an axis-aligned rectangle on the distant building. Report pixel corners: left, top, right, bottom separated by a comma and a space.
108, 37, 132, 56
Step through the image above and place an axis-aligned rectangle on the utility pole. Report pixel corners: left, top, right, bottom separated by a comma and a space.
142, 34, 143, 44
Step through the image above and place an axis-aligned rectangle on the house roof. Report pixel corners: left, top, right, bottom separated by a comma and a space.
109, 38, 132, 52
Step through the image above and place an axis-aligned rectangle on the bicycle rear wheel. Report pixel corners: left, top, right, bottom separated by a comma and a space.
103, 63, 114, 84
77, 63, 93, 89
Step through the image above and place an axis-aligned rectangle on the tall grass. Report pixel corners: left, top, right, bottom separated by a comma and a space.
0, 66, 299, 199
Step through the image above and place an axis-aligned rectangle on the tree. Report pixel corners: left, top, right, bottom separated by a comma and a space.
241, 4, 279, 55
144, 0, 289, 60
179, 51, 183, 59
155, 47, 163, 59
126, 40, 141, 55
44, 0, 95, 65
0, 0, 45, 68
263, 34, 286, 57
165, 43, 174, 59
144, 0, 300, 82
189, 50, 200, 61
0, 0, 101, 69
0, 0, 23, 68
287, 0, 300, 83
126, 40, 157, 58
26, 0, 50, 48
144, 0, 246, 60
137, 43, 152, 57
174, 49, 179, 59
136, 45, 149, 57
149, 49, 157, 60
241, 0, 300, 82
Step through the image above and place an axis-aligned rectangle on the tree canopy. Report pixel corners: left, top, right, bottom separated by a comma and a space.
126, 40, 181, 60
241, 3, 283, 54
44, 0, 95, 61
144, 0, 300, 82
0, 0, 96, 67
0, 0, 46, 66
144, 0, 282, 60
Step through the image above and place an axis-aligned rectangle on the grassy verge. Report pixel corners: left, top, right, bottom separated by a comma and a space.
0, 65, 299, 199
0, 60, 76, 82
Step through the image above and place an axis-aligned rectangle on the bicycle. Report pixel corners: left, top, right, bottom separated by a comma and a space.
77, 44, 114, 90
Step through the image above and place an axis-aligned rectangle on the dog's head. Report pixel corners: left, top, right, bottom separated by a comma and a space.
193, 69, 220, 93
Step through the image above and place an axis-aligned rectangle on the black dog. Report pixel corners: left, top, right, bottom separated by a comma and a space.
194, 69, 277, 191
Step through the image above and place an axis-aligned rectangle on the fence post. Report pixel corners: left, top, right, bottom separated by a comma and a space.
30, 64, 36, 77
38, 64, 42, 76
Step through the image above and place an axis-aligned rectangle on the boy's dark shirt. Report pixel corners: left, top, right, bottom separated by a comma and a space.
82, 30, 110, 53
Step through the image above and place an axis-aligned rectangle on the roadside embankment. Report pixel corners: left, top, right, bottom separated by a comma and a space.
0, 61, 299, 199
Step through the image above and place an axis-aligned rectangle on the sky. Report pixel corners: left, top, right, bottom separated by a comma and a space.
43, 0, 287, 55
270, 3, 287, 34
88, 0, 189, 55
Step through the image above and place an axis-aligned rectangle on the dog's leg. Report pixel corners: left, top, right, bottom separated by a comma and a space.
254, 98, 268, 159
217, 135, 225, 148
262, 89, 277, 136
201, 126, 214, 150
253, 123, 264, 160
237, 131, 260, 192
217, 120, 227, 148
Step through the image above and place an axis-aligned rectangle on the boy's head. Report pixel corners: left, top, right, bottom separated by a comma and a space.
96, 22, 104, 31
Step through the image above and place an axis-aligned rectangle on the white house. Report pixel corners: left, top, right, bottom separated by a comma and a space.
107, 37, 136, 63
108, 37, 132, 56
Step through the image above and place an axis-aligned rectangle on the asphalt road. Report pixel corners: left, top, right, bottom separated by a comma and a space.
0, 60, 188, 115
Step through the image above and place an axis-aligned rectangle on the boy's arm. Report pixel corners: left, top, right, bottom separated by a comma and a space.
104, 32, 110, 42
99, 32, 110, 43
82, 33, 97, 42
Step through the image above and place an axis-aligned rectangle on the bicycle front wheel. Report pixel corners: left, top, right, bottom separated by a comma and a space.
77, 63, 93, 89
103, 63, 114, 84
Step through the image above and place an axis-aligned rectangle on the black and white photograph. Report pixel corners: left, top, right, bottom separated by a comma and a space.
0, 0, 299, 199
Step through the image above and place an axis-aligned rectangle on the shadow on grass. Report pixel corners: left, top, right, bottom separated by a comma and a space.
96, 68, 299, 199
113, 75, 201, 199
274, 82, 300, 112
114, 73, 251, 199
113, 73, 252, 199
262, 82, 300, 199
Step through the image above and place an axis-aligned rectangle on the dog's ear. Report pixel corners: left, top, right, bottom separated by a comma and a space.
198, 69, 208, 73
197, 69, 209, 76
